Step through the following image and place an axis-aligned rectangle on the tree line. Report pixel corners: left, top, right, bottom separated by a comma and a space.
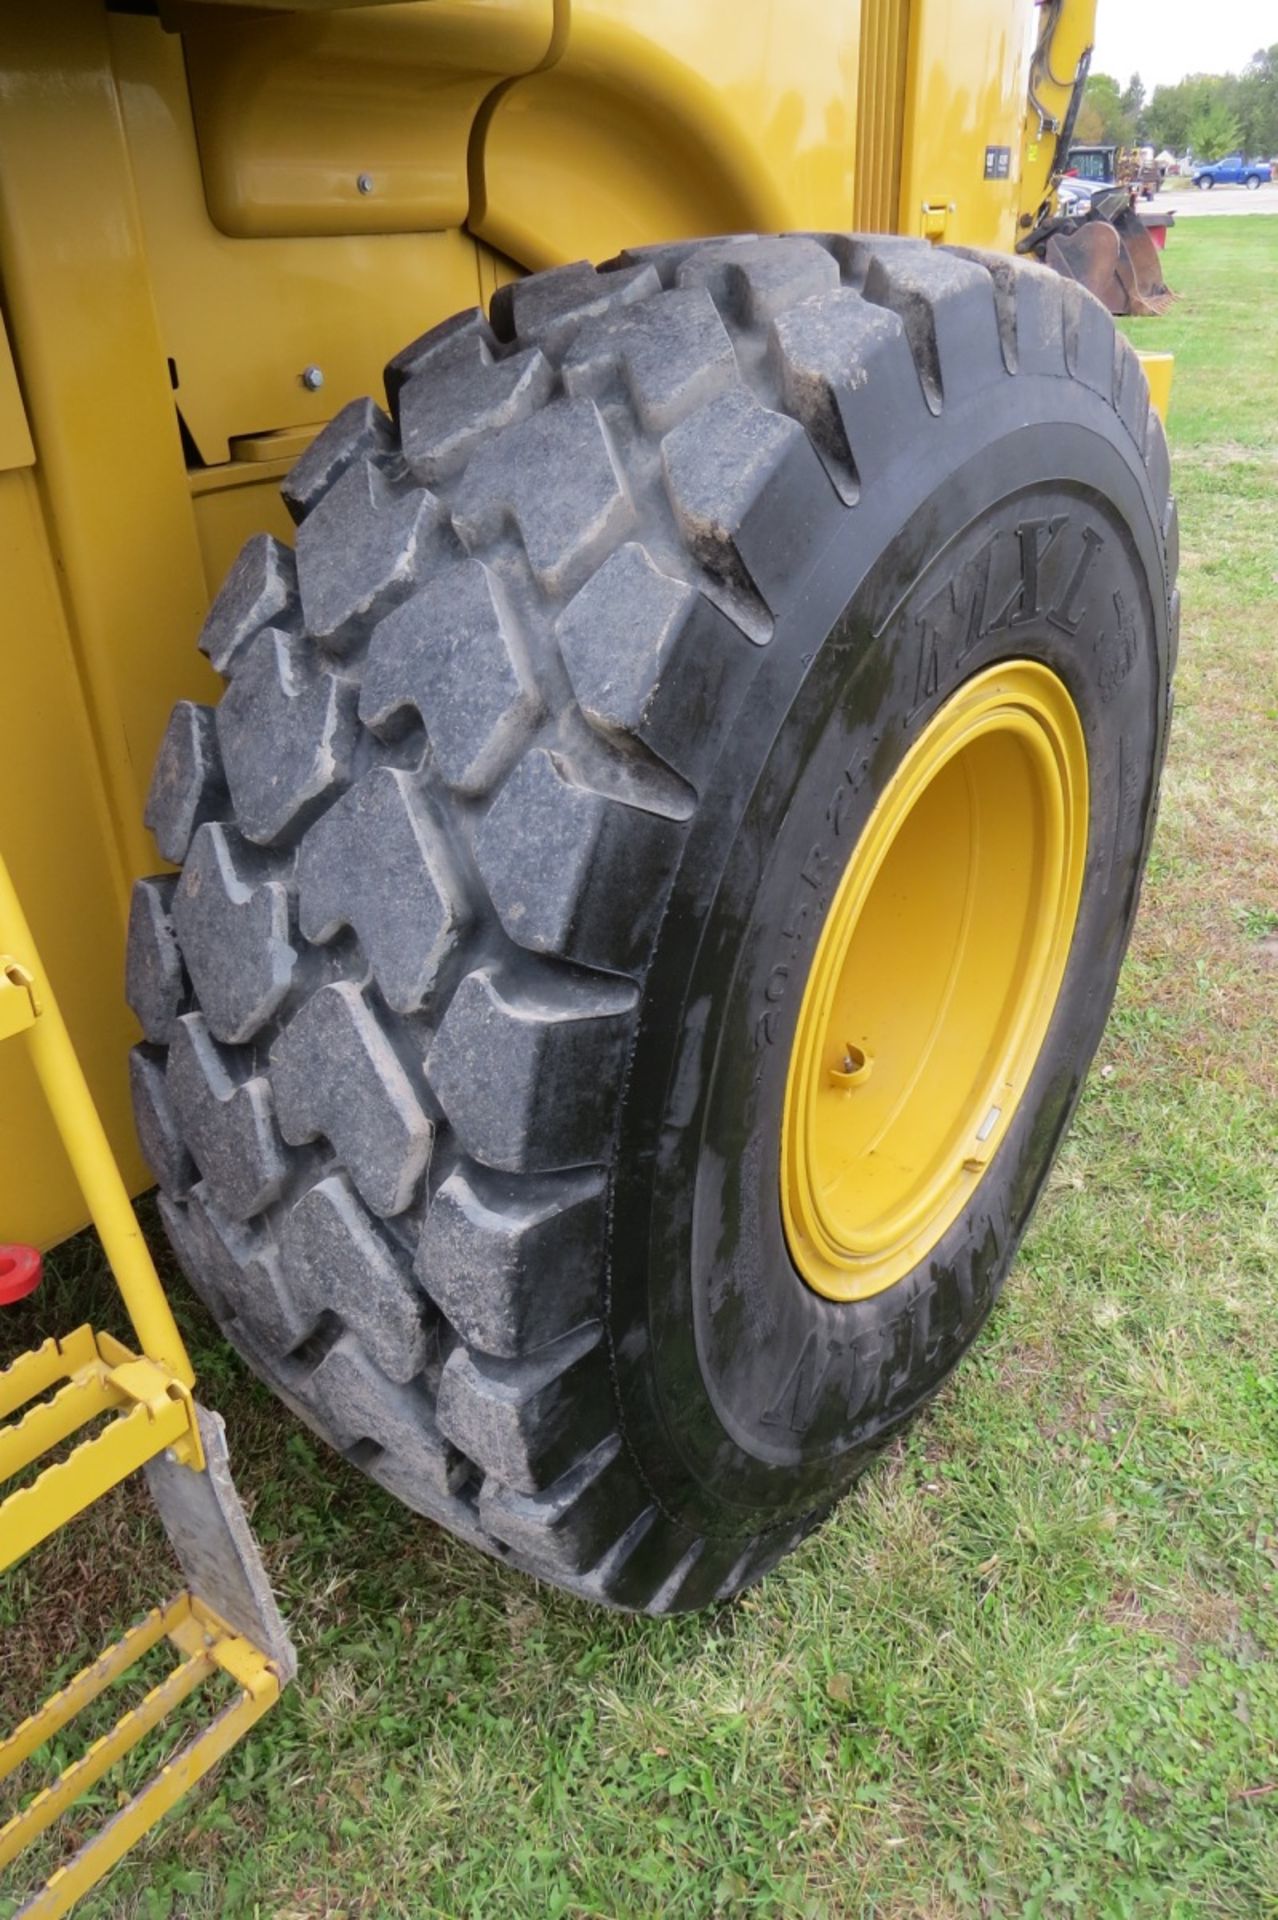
1075, 47, 1278, 161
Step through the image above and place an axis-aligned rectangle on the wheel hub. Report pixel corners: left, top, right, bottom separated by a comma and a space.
781, 661, 1089, 1302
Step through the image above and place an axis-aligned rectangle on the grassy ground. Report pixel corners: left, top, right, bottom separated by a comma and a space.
3, 218, 1277, 1919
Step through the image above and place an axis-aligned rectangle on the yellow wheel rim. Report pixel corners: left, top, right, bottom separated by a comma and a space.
781, 661, 1088, 1302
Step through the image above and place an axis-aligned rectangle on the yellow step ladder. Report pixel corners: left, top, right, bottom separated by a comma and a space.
0, 851, 294, 1918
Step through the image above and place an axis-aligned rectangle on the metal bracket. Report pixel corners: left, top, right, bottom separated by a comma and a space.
0, 958, 40, 1040
146, 1405, 296, 1682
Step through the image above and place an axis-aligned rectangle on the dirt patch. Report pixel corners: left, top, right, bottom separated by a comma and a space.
1103, 1580, 1260, 1687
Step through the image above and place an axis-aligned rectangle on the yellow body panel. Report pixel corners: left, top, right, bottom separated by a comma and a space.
0, 470, 149, 1245
0, 5, 214, 881
853, 0, 911, 232
0, 0, 1106, 1248
114, 15, 494, 464
0, 312, 35, 472
474, 0, 1083, 266
898, 0, 1036, 245
177, 0, 554, 238
1139, 352, 1174, 426
190, 458, 303, 596
471, 0, 845, 267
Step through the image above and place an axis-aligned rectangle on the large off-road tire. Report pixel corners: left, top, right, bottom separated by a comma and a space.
129, 236, 1177, 1613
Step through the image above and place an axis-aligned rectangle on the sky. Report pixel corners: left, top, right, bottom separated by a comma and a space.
1091, 0, 1273, 92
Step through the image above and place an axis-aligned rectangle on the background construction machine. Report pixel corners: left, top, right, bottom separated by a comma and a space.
2, 0, 1178, 1908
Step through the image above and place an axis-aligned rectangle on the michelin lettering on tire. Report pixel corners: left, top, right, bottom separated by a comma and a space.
130, 235, 1175, 1614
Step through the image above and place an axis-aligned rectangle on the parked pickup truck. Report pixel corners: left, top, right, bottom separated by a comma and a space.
1194, 154, 1273, 189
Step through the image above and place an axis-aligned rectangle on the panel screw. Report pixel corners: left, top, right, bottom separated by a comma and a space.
356, 172, 375, 195
300, 365, 325, 391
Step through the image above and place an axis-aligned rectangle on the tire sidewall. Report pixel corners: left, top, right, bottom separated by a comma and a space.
608, 378, 1172, 1536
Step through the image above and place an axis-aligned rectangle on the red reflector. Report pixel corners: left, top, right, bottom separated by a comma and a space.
0, 1243, 42, 1305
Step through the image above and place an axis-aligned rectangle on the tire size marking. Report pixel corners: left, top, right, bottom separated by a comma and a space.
760, 1317, 918, 1435
761, 1186, 1009, 1439
909, 515, 1108, 720
754, 846, 832, 1052
754, 753, 878, 1054
1095, 588, 1138, 701
753, 512, 1129, 1071
1102, 723, 1147, 900
754, 515, 1113, 1057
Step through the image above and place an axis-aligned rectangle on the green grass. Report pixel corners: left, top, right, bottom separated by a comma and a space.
4, 218, 1278, 1919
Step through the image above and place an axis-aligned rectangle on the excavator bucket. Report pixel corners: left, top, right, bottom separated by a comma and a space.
1045, 204, 1175, 318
